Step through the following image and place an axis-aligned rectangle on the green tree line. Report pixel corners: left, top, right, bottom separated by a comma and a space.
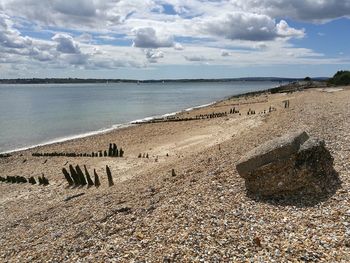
328, 70, 350, 86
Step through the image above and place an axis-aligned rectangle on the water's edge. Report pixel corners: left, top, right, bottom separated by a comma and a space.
1, 100, 219, 154
1, 87, 273, 154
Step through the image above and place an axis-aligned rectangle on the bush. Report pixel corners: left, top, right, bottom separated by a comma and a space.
328, 70, 350, 86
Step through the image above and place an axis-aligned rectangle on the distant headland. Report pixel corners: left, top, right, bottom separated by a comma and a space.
0, 77, 328, 85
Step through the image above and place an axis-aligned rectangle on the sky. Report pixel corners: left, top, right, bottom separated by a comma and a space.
0, 0, 350, 79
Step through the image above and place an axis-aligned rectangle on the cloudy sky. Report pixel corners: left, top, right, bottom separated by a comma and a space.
0, 0, 350, 79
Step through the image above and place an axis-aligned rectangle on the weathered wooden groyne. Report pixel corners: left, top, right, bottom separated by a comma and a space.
32, 143, 124, 158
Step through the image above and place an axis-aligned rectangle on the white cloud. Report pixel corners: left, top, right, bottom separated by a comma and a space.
0, 12, 32, 49
132, 27, 174, 48
62, 53, 89, 66
276, 20, 305, 38
229, 0, 350, 23
145, 49, 164, 63
0, 12, 57, 63
0, 0, 349, 76
77, 33, 93, 44
52, 33, 81, 54
199, 12, 304, 41
96, 35, 117, 41
0, 0, 160, 31
52, 0, 96, 17
184, 55, 212, 62
174, 42, 184, 50
169, 0, 350, 23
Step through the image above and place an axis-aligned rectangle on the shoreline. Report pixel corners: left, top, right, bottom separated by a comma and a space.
0, 123, 132, 155
0, 85, 278, 155
0, 100, 218, 155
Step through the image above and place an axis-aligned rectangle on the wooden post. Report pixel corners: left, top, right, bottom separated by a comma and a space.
94, 169, 100, 187
84, 165, 94, 187
108, 143, 113, 157
62, 168, 74, 186
106, 165, 114, 187
69, 165, 80, 185
76, 165, 87, 186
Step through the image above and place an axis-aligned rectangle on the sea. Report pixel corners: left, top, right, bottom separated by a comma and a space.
0, 81, 279, 153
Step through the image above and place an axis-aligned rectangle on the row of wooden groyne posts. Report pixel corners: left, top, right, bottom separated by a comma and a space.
62, 164, 114, 188
1, 101, 286, 162
132, 102, 285, 125
0, 174, 49, 186
0, 164, 115, 189
31, 143, 124, 158
133, 107, 240, 124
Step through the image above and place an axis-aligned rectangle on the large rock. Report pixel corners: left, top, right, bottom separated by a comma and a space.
236, 131, 338, 197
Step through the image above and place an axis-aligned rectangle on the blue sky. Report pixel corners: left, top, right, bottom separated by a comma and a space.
0, 0, 350, 79
288, 18, 350, 58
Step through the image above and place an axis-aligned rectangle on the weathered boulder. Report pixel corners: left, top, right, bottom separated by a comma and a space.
236, 131, 338, 197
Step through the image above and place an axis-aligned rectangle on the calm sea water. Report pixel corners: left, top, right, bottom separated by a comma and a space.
0, 81, 278, 153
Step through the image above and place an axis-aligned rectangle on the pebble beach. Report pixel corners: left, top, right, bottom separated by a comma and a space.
1, 86, 350, 262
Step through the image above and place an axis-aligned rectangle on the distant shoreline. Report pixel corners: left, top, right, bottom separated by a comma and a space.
0, 87, 260, 155
0, 77, 328, 85
0, 81, 283, 154
0, 80, 313, 154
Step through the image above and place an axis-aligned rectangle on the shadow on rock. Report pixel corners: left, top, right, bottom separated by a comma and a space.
236, 131, 342, 207
247, 168, 342, 207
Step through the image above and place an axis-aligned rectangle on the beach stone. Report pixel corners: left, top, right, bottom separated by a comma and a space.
236, 131, 338, 196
